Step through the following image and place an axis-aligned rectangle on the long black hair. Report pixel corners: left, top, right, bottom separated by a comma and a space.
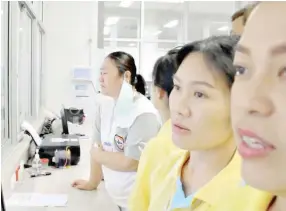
152, 47, 180, 96
107, 51, 146, 95
134, 74, 146, 96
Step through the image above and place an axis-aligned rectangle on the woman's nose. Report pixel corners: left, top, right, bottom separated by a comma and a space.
174, 95, 191, 117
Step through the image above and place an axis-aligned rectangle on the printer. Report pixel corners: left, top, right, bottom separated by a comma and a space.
38, 108, 83, 166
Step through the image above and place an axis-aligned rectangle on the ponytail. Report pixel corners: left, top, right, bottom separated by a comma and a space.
135, 74, 146, 96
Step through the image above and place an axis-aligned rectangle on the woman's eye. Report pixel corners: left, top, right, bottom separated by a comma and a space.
278, 67, 286, 77
173, 84, 180, 91
194, 91, 206, 98
234, 65, 246, 76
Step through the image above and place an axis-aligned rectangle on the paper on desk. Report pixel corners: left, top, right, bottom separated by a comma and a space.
6, 193, 68, 207
51, 138, 69, 142
70, 138, 78, 142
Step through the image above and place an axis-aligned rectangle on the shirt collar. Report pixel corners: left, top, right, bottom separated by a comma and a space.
194, 152, 242, 206
170, 178, 197, 209
171, 151, 242, 207
215, 186, 274, 211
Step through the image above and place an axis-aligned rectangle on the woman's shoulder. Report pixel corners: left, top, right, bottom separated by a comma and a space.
209, 186, 273, 211
133, 94, 160, 116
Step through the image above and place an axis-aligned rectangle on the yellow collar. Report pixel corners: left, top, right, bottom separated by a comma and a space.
174, 151, 242, 206
195, 152, 241, 205
214, 186, 274, 211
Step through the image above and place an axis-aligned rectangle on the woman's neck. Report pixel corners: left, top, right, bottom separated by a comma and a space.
182, 136, 236, 195
159, 108, 170, 124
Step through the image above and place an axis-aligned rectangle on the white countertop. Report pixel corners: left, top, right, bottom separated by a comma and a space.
6, 138, 119, 211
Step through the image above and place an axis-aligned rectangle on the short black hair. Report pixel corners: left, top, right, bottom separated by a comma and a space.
107, 51, 146, 95
232, 3, 259, 25
177, 35, 240, 87
152, 46, 181, 96
232, 8, 246, 22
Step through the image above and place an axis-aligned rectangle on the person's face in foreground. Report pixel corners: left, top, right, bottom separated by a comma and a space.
169, 52, 232, 151
231, 2, 286, 194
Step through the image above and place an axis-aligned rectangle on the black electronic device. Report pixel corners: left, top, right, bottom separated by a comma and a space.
38, 134, 81, 166
60, 107, 85, 135
1, 188, 6, 211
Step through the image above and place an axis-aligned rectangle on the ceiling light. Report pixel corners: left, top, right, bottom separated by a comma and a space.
164, 20, 179, 28
164, 0, 184, 2
153, 30, 162, 36
129, 43, 135, 47
217, 26, 229, 31
105, 17, 119, 26
104, 26, 110, 35
119, 0, 133, 8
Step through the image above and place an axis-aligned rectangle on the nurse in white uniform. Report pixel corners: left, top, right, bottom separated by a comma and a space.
72, 51, 161, 211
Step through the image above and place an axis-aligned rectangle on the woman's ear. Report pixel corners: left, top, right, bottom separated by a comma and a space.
124, 71, 131, 83
156, 87, 166, 99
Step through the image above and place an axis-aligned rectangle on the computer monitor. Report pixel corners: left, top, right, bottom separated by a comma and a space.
60, 107, 85, 135
60, 108, 69, 135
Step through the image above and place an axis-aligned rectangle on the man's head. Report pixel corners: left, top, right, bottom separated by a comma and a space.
231, 3, 257, 35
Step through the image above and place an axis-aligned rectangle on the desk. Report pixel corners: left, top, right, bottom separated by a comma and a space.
7, 138, 118, 211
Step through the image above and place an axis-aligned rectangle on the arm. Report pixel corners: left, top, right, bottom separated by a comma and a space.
94, 113, 161, 172
94, 150, 138, 172
72, 100, 103, 190
88, 100, 103, 186
88, 152, 103, 187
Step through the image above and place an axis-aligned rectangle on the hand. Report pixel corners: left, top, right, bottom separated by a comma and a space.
90, 144, 103, 162
71, 179, 97, 191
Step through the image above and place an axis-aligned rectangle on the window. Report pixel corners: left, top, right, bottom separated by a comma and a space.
36, 25, 45, 114
99, 1, 238, 78
142, 2, 185, 42
140, 42, 180, 81
103, 1, 141, 40
104, 41, 140, 68
1, 1, 11, 146
18, 8, 33, 125
1, 2, 45, 146
100, 1, 185, 84
187, 2, 234, 41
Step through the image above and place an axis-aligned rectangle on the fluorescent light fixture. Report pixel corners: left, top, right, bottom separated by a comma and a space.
119, 0, 133, 8
153, 30, 162, 36
104, 26, 110, 35
217, 26, 229, 31
129, 43, 136, 47
164, 20, 179, 28
105, 17, 119, 26
164, 0, 184, 2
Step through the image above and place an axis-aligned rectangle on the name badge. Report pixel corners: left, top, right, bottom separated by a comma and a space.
113, 127, 128, 152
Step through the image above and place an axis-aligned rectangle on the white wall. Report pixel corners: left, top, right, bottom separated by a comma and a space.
43, 2, 105, 124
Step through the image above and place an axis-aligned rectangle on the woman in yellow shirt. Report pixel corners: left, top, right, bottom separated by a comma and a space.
216, 2, 286, 211
144, 35, 241, 211
129, 48, 185, 211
